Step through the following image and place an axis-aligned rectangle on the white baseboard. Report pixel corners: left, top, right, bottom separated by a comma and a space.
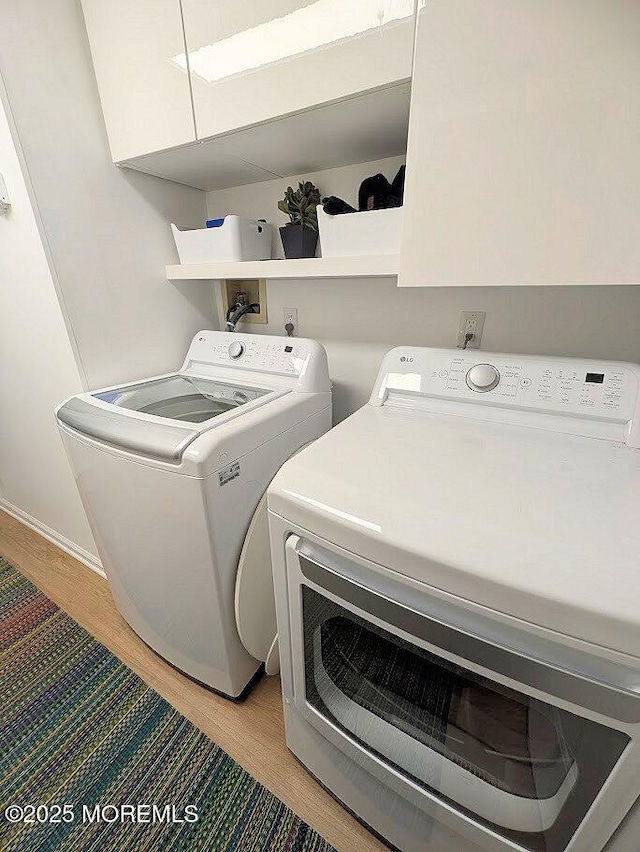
0, 497, 105, 578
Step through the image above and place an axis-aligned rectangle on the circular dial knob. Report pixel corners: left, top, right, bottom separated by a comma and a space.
227, 341, 245, 359
466, 363, 500, 392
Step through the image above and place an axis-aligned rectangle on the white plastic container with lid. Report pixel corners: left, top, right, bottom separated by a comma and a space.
317, 205, 402, 258
171, 216, 272, 264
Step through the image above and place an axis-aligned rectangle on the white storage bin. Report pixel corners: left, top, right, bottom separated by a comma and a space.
317, 206, 403, 257
171, 216, 272, 263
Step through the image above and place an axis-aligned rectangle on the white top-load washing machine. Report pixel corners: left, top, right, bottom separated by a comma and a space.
57, 330, 331, 698
268, 347, 640, 852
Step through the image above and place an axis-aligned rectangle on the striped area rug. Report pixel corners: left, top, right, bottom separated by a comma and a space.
0, 559, 335, 852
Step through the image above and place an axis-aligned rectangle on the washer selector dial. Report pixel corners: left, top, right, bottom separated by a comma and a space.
466, 363, 500, 392
228, 341, 245, 359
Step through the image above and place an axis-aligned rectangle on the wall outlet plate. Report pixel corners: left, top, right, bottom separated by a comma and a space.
283, 307, 298, 336
222, 279, 267, 324
457, 311, 486, 349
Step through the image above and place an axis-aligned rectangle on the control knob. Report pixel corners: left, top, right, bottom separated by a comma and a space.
228, 341, 245, 359
466, 363, 500, 392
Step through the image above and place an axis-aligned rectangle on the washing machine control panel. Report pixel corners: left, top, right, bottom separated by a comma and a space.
187, 332, 315, 377
373, 348, 640, 424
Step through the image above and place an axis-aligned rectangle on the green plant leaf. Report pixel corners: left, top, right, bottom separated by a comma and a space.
278, 180, 320, 227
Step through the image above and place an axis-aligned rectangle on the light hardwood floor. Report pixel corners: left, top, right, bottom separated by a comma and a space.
0, 509, 387, 852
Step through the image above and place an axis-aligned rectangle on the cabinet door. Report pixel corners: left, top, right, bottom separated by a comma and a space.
81, 0, 196, 162
400, 0, 640, 287
182, 0, 415, 142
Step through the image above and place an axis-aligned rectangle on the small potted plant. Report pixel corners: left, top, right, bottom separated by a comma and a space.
277, 181, 321, 259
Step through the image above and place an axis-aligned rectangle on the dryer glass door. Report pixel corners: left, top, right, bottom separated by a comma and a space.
94, 374, 269, 423
297, 559, 632, 852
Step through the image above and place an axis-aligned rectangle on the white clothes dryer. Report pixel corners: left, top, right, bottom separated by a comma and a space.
57, 331, 331, 698
268, 346, 640, 852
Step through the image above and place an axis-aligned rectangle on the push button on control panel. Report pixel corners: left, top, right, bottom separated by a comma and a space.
466, 363, 500, 393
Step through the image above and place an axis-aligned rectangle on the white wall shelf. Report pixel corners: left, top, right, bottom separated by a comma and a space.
166, 257, 640, 285
166, 255, 400, 281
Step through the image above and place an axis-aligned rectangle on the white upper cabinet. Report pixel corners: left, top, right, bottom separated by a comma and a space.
81, 0, 196, 162
400, 0, 640, 287
181, 0, 416, 143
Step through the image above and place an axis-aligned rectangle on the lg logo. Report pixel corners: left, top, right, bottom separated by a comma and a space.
400, 356, 414, 363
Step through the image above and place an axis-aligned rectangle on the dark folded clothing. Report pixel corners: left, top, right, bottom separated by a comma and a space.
391, 165, 405, 195
322, 165, 406, 216
322, 195, 357, 215
359, 173, 391, 210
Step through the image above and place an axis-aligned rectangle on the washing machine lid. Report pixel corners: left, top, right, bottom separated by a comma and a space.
57, 373, 276, 461
91, 373, 269, 421
268, 404, 640, 657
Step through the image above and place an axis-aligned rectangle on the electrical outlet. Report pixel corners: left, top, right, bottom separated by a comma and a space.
457, 311, 486, 349
283, 307, 298, 337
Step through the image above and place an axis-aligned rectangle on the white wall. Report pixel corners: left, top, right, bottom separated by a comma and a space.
0, 0, 214, 391
0, 93, 98, 563
0, 0, 216, 566
207, 158, 640, 421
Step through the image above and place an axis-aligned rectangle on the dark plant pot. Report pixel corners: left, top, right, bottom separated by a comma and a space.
280, 224, 318, 259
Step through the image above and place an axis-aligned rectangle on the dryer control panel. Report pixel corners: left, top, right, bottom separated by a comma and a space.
371, 348, 640, 445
